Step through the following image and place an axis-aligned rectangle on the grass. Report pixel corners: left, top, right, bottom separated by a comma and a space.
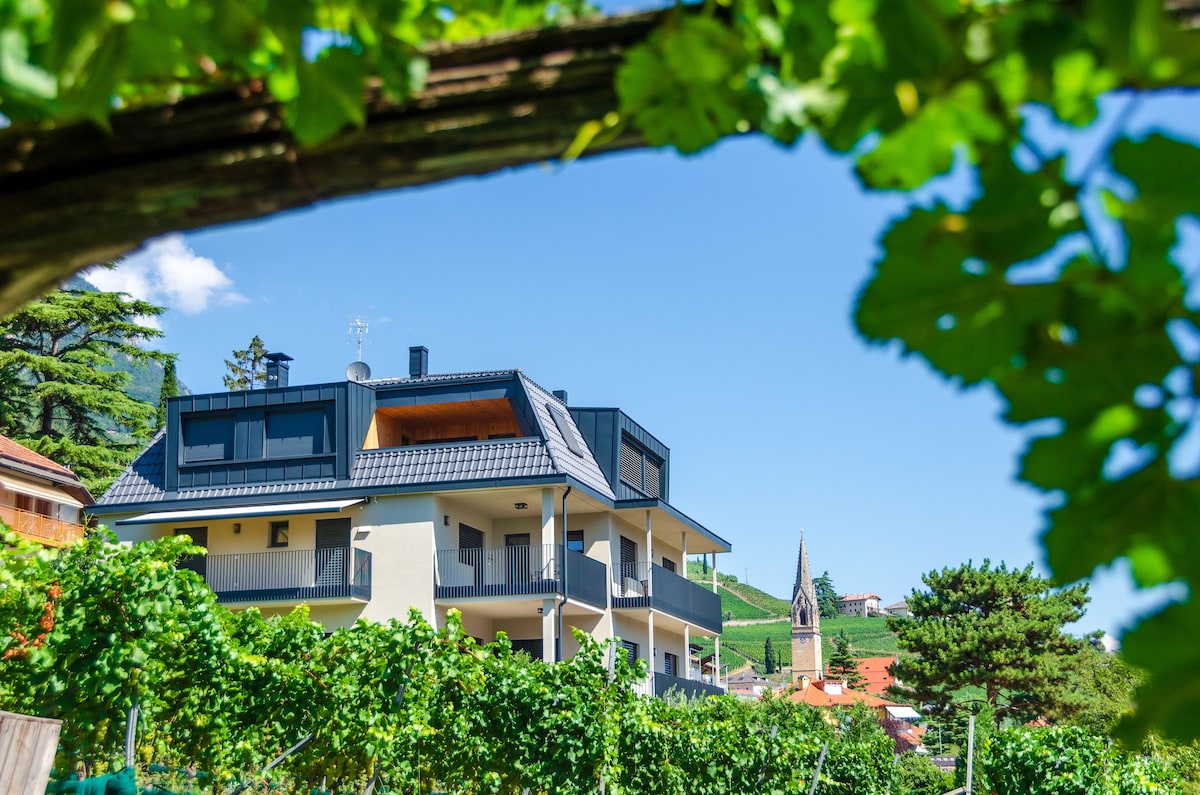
694, 616, 900, 674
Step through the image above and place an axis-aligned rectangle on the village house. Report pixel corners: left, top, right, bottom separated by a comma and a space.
838, 593, 881, 617
0, 433, 92, 546
90, 349, 731, 698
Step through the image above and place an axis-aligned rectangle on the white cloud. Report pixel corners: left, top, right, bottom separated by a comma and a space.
82, 235, 247, 315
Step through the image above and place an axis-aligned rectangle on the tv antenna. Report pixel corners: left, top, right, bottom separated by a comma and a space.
349, 318, 369, 361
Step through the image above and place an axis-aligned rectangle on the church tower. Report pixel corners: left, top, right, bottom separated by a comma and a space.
790, 534, 823, 681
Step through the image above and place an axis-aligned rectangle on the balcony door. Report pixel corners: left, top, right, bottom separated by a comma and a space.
315, 518, 351, 587
505, 533, 531, 584
175, 527, 208, 578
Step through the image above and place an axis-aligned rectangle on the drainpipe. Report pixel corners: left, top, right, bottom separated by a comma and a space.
557, 485, 572, 662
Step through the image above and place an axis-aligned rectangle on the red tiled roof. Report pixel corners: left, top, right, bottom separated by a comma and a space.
0, 434, 75, 478
787, 679, 895, 709
856, 656, 898, 696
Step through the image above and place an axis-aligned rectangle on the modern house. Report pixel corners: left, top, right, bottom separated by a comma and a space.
0, 433, 93, 546
838, 593, 881, 617
90, 349, 730, 698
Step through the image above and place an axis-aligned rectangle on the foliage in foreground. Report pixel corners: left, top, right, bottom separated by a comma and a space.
0, 529, 897, 794
3, 0, 1199, 740
982, 726, 1176, 795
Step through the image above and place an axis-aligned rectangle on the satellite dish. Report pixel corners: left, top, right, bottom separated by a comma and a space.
346, 361, 372, 382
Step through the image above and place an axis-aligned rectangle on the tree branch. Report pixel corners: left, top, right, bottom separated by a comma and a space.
0, 11, 664, 315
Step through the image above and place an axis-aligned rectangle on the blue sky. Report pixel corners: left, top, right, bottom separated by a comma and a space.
82, 80, 1197, 639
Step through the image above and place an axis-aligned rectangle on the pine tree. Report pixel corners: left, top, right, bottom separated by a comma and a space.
223, 335, 268, 390
763, 636, 776, 674
0, 288, 171, 493
827, 631, 865, 687
156, 357, 178, 430
889, 560, 1089, 724
814, 571, 839, 619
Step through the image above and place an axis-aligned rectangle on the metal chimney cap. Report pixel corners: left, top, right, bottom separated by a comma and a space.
265, 352, 294, 363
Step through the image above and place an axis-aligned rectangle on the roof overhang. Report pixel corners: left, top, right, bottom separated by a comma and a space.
115, 498, 364, 525
0, 475, 85, 508
612, 498, 731, 554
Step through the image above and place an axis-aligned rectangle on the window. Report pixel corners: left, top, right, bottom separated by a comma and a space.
567, 530, 584, 553
622, 639, 639, 666
269, 521, 289, 548
661, 557, 676, 573
618, 436, 664, 498
664, 651, 679, 677
182, 416, 234, 462
546, 402, 587, 457
266, 409, 327, 457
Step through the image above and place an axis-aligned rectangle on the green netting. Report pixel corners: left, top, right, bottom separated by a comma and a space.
45, 768, 136, 795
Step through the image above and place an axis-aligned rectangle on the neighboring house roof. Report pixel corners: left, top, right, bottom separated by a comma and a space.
839, 593, 882, 602
787, 679, 895, 709
0, 433, 94, 506
727, 671, 770, 685
883, 600, 908, 611
857, 656, 898, 696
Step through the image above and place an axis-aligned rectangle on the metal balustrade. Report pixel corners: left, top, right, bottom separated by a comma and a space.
654, 672, 724, 699
435, 544, 607, 609
612, 561, 722, 633
0, 505, 85, 546
202, 547, 371, 603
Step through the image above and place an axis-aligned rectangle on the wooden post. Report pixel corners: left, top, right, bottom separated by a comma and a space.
0, 711, 62, 795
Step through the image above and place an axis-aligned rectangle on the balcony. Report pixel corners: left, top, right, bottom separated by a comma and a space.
612, 562, 722, 633
435, 544, 608, 610
0, 505, 85, 547
192, 547, 372, 604
654, 672, 724, 699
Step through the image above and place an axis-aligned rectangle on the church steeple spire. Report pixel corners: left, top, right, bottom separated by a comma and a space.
791, 532, 823, 680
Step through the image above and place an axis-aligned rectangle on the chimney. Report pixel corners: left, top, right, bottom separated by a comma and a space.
409, 346, 428, 378
264, 352, 293, 389
552, 389, 568, 405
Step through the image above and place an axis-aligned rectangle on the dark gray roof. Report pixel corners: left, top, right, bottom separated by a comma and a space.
100, 430, 167, 505
519, 374, 616, 500
364, 369, 519, 387
350, 439, 555, 486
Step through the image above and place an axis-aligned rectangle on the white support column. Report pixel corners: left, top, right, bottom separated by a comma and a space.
647, 610, 656, 697
644, 510, 653, 596
541, 489, 556, 662
683, 624, 691, 681
541, 488, 555, 548
542, 598, 556, 663
711, 552, 717, 593
715, 637, 722, 690
681, 531, 687, 564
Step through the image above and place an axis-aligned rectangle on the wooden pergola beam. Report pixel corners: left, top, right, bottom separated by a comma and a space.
0, 12, 663, 315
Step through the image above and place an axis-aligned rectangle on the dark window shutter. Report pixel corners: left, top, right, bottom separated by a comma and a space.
266, 410, 325, 457
619, 440, 641, 487
182, 417, 233, 462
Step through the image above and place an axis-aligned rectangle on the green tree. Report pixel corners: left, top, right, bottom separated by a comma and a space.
889, 561, 1089, 725
0, 289, 171, 493
827, 631, 865, 688
222, 335, 268, 391
814, 570, 839, 619
896, 752, 954, 795
1, 0, 1199, 742
155, 357, 177, 431
764, 635, 776, 674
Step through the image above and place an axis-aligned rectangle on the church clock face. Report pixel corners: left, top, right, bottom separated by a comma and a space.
798, 637, 809, 645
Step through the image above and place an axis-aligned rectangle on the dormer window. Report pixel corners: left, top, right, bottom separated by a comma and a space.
619, 435, 663, 498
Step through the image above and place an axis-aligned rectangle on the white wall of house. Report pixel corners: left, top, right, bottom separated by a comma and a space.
356, 494, 437, 625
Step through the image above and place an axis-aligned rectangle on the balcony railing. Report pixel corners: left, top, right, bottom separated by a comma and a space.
201, 547, 371, 604
0, 505, 85, 546
435, 544, 607, 609
654, 672, 724, 700
612, 562, 722, 633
